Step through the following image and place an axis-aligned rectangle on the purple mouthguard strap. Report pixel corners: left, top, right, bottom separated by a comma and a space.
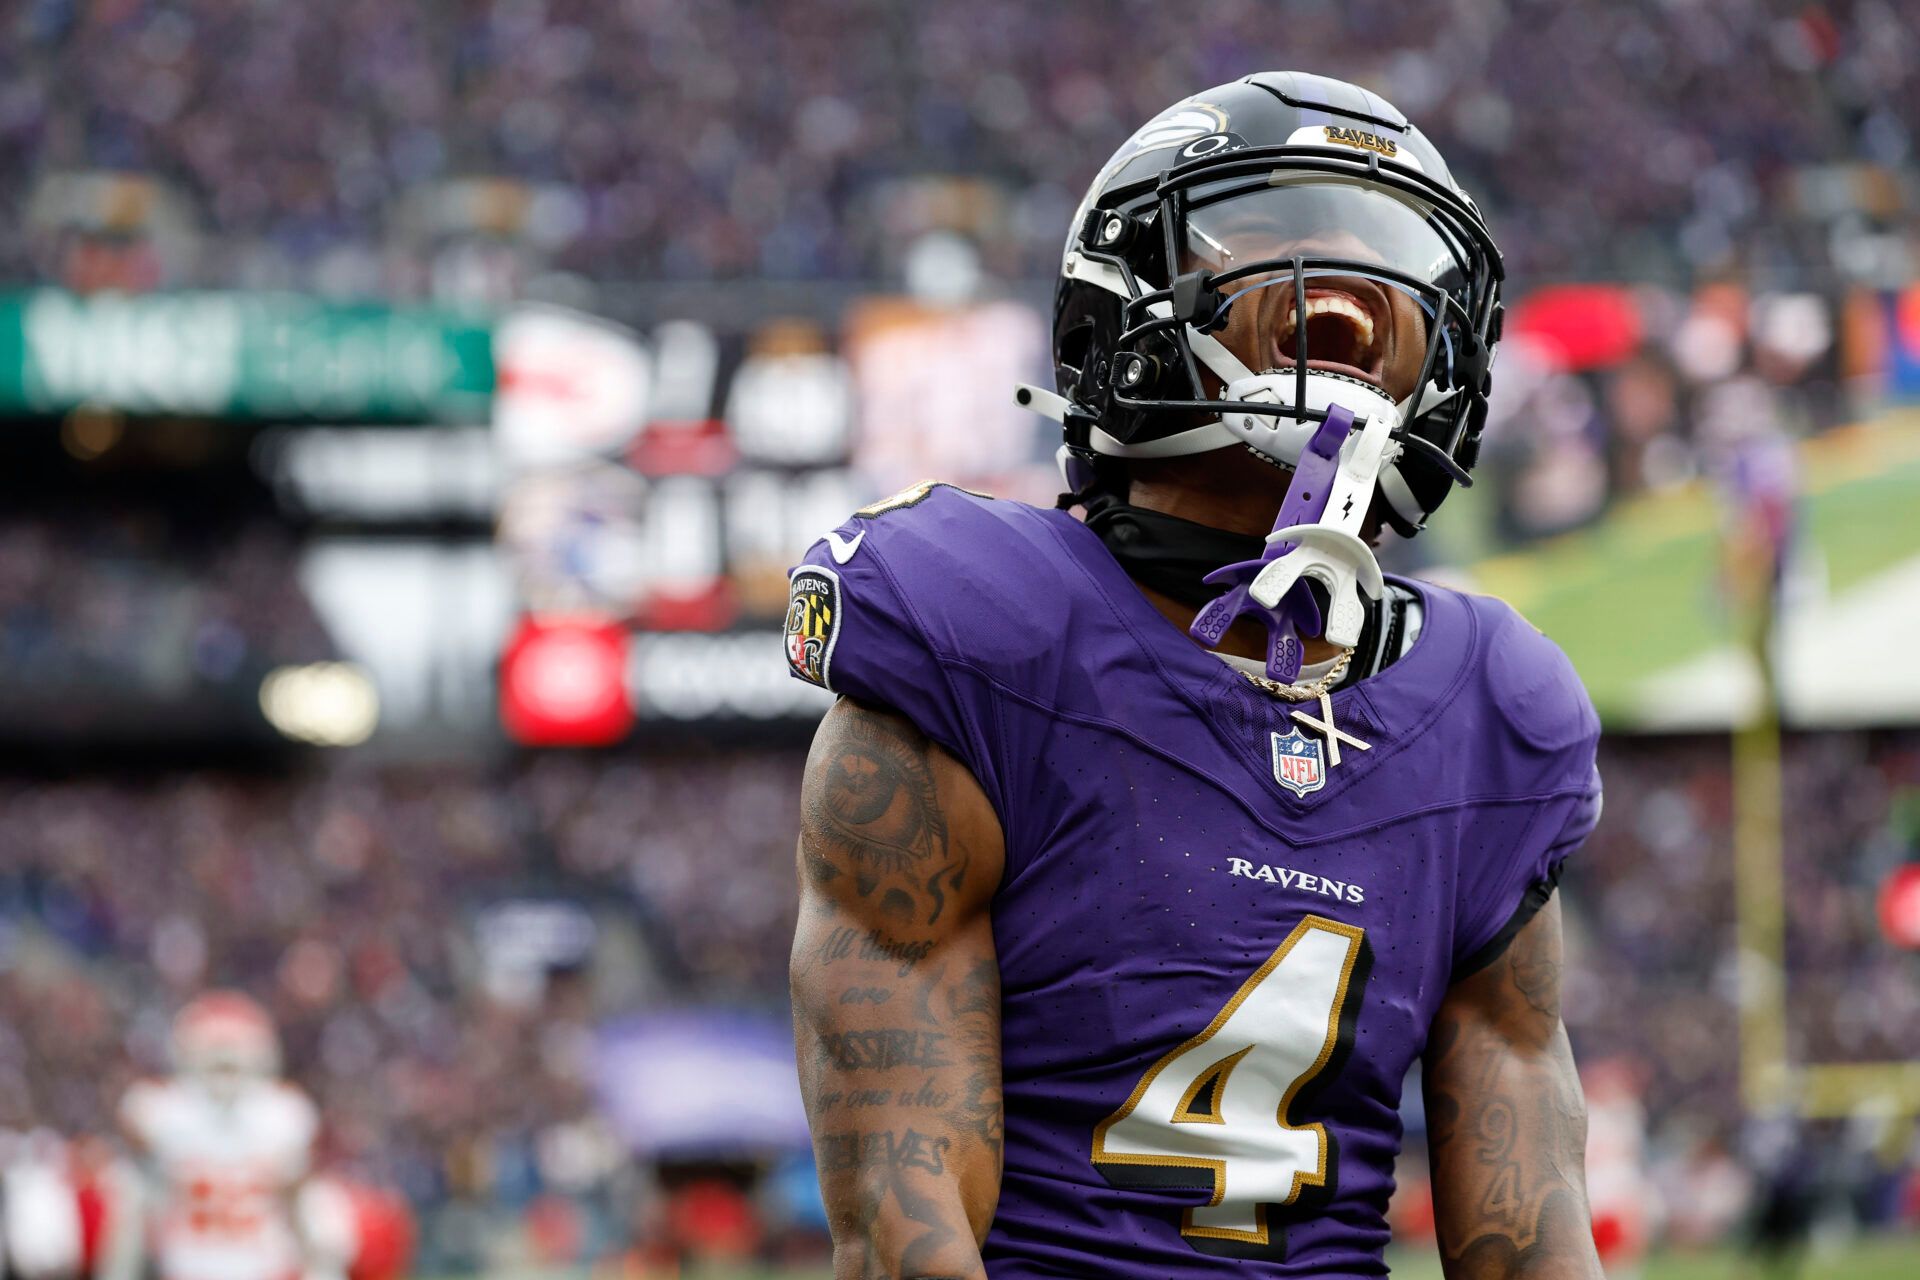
1188, 403, 1356, 683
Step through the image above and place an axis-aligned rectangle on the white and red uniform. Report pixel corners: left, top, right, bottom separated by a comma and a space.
119, 1076, 318, 1280
1582, 1061, 1654, 1277
297, 1177, 414, 1280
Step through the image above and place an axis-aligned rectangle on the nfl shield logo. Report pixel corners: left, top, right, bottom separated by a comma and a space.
1270, 729, 1326, 797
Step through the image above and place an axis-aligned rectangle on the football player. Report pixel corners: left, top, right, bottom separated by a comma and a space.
786, 72, 1605, 1277
116, 993, 327, 1280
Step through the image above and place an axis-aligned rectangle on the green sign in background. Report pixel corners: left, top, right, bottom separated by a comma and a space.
0, 290, 494, 422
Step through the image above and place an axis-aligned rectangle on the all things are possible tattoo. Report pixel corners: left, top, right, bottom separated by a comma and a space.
795, 704, 1004, 1276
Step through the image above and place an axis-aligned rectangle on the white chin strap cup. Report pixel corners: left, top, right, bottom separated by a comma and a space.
1245, 409, 1397, 650
1217, 371, 1401, 471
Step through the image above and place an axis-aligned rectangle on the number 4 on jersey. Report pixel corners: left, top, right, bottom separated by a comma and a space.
1091, 916, 1372, 1258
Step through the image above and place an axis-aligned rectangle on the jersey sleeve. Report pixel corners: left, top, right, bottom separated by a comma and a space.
784, 503, 1004, 814
1450, 600, 1603, 977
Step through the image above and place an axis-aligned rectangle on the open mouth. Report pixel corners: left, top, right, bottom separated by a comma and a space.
1270, 284, 1391, 391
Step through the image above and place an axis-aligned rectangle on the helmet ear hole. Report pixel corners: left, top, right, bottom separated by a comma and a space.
1054, 314, 1099, 396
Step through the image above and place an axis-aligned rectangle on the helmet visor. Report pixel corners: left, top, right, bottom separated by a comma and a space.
1181, 177, 1468, 294
1175, 177, 1474, 402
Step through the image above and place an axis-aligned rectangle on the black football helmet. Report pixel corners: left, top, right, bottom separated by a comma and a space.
1026, 71, 1504, 536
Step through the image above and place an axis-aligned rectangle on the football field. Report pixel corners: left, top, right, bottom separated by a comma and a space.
576, 1234, 1920, 1278
1384, 1236, 1920, 1279
1458, 409, 1920, 728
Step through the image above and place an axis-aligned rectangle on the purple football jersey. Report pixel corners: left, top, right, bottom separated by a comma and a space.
787, 485, 1602, 1277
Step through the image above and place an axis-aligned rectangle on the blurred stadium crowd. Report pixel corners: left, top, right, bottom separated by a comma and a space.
1, 0, 1912, 291
0, 756, 812, 1270
0, 508, 328, 726
1, 738, 1917, 1264
0, 0, 1916, 1271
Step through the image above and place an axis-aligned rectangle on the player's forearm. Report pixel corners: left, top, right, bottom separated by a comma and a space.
794, 934, 1001, 1278
815, 1126, 991, 1280
825, 1178, 986, 1280
1424, 1032, 1598, 1278
791, 698, 1006, 1278
1424, 901, 1602, 1280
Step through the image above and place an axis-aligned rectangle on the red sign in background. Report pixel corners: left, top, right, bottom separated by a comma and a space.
499, 616, 633, 747
1878, 863, 1920, 951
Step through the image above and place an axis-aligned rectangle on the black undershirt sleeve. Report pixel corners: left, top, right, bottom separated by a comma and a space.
1450, 857, 1565, 981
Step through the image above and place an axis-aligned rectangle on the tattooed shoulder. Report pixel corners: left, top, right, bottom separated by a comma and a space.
806, 701, 947, 873
801, 700, 972, 929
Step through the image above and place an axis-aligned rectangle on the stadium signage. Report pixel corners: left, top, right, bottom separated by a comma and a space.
0, 289, 493, 421
629, 630, 835, 722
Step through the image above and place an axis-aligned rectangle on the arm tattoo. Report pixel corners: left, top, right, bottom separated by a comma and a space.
1426, 904, 1599, 1280
803, 705, 956, 904
793, 701, 1001, 1280
913, 956, 1005, 1165
1508, 940, 1561, 1023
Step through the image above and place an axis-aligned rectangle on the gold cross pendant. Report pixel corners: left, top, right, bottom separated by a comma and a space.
1290, 690, 1372, 767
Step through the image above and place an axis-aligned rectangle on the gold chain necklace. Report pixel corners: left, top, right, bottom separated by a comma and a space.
1236, 647, 1373, 768
1235, 647, 1352, 702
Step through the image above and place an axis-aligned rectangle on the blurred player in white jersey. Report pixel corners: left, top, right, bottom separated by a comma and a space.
115, 993, 326, 1280
1582, 1059, 1655, 1279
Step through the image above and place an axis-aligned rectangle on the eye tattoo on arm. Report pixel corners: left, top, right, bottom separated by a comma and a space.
804, 708, 960, 913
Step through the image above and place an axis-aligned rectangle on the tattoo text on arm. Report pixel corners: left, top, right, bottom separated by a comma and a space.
794, 703, 1001, 1280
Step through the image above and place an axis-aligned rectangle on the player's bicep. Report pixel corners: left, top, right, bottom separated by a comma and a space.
1423, 897, 1603, 1279
790, 696, 1005, 1260
793, 694, 1002, 936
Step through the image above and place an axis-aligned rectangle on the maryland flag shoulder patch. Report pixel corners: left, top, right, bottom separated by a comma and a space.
785, 565, 842, 690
